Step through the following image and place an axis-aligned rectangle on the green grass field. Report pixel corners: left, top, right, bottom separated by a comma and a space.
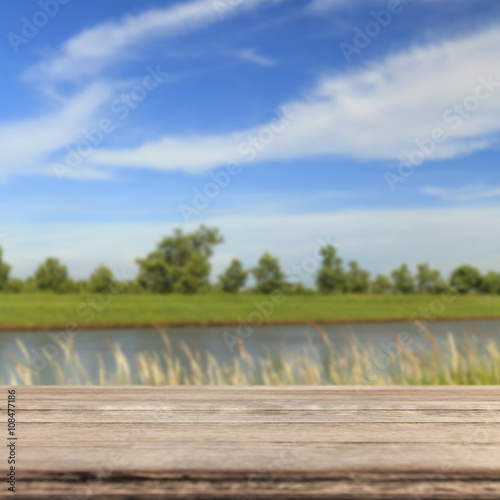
1, 293, 499, 330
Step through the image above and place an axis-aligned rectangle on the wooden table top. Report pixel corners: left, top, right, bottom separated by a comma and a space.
2, 386, 500, 499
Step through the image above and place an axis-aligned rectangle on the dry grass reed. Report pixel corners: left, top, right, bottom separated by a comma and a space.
4, 325, 500, 386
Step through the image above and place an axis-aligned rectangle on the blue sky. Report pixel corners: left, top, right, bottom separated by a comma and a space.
1, 0, 500, 282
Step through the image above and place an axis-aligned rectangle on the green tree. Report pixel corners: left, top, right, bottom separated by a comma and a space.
251, 252, 285, 294
371, 274, 393, 294
391, 264, 415, 294
137, 225, 223, 293
34, 258, 69, 292
121, 279, 144, 295
0, 247, 11, 291
284, 282, 312, 295
62, 278, 85, 293
415, 263, 442, 294
481, 271, 500, 294
90, 265, 115, 293
450, 265, 482, 294
316, 245, 345, 293
4, 278, 23, 293
74, 280, 90, 293
22, 277, 37, 293
345, 260, 370, 293
219, 259, 247, 293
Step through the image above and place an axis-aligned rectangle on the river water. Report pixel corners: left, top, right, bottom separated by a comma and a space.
1, 319, 499, 384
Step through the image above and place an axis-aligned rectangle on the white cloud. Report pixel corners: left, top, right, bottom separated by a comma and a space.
308, 0, 480, 12
87, 24, 500, 173
0, 84, 112, 177
3, 206, 500, 280
0, 0, 287, 178
26, 0, 285, 83
308, 0, 349, 12
235, 48, 276, 67
422, 185, 500, 202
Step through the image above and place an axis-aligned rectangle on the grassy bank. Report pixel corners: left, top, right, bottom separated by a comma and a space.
1, 293, 500, 330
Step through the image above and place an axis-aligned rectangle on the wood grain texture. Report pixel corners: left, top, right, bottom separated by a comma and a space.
2, 386, 500, 499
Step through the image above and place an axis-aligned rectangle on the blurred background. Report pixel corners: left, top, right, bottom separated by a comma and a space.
1, 0, 500, 385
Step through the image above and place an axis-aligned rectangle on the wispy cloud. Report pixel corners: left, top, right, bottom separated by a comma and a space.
0, 84, 112, 177
26, 0, 285, 83
308, 0, 480, 13
308, 0, 349, 13
87, 24, 500, 173
0, 0, 288, 179
235, 48, 276, 67
421, 185, 500, 202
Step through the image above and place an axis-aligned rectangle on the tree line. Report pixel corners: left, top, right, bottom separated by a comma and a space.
0, 225, 499, 295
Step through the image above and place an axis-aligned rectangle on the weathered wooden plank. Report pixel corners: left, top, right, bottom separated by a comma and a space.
15, 443, 500, 471
17, 422, 500, 444
16, 386, 500, 411
2, 386, 500, 499
18, 401, 500, 412
16, 385, 500, 392
16, 385, 500, 397
16, 408, 500, 424
10, 472, 500, 499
